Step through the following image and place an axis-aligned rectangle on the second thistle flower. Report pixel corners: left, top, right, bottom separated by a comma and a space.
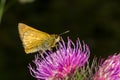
94, 53, 120, 80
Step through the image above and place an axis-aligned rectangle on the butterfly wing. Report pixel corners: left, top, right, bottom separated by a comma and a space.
18, 23, 50, 53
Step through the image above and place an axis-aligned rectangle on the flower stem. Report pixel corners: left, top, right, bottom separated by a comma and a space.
0, 0, 6, 23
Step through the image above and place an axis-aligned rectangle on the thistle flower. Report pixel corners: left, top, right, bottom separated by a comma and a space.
29, 38, 90, 80
94, 53, 120, 80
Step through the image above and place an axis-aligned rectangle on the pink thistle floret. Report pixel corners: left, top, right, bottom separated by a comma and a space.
29, 38, 90, 80
94, 53, 120, 80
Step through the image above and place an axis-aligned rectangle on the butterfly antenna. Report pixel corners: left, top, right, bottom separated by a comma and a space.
59, 30, 70, 36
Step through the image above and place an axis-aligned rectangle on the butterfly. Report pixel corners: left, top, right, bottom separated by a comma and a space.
18, 23, 69, 54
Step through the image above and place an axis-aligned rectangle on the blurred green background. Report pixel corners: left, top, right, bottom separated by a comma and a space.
0, 0, 120, 80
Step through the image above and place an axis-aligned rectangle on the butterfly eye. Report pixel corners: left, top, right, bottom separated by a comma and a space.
55, 35, 59, 39
54, 35, 60, 43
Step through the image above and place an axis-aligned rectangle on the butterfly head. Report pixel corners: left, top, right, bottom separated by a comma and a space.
51, 34, 60, 43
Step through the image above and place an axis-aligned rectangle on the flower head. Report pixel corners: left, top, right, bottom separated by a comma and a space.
94, 53, 120, 80
29, 38, 90, 80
